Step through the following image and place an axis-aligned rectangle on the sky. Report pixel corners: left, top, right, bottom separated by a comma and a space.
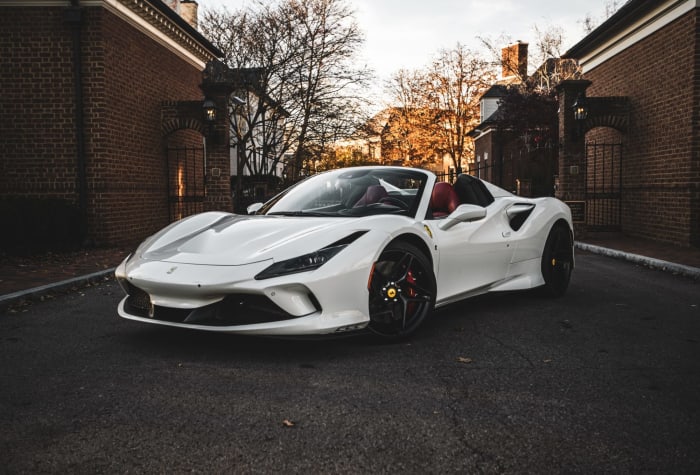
196, 0, 613, 91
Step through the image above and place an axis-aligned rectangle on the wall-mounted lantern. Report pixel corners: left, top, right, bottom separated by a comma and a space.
572, 93, 589, 142
572, 94, 589, 121
202, 98, 217, 123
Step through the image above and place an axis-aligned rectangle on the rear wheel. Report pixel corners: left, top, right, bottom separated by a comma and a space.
368, 242, 436, 339
540, 222, 573, 297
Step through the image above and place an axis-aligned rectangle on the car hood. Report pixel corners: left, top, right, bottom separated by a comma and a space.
136, 212, 369, 266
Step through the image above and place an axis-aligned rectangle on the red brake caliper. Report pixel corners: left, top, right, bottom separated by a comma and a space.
406, 270, 417, 297
405, 270, 418, 317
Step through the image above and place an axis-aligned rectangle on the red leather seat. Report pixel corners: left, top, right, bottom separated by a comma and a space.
354, 185, 388, 207
430, 182, 460, 217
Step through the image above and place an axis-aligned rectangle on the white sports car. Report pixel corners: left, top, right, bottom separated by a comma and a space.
116, 166, 573, 339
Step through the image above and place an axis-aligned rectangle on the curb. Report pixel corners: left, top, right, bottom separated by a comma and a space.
575, 242, 700, 280
0, 268, 116, 312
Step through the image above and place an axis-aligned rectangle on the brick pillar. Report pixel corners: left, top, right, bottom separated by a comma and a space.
201, 61, 234, 213
556, 79, 591, 238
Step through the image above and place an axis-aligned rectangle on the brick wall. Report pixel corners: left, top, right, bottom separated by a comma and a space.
0, 8, 77, 200
1, 5, 212, 248
90, 7, 205, 246
584, 10, 700, 246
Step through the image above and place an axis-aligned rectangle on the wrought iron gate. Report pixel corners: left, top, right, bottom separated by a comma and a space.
585, 141, 622, 230
166, 146, 206, 221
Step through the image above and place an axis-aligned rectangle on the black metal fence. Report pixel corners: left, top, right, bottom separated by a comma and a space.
434, 169, 459, 183
585, 141, 622, 230
166, 146, 206, 221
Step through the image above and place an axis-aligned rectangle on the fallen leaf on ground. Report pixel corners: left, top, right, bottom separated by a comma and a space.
457, 357, 473, 364
282, 419, 295, 427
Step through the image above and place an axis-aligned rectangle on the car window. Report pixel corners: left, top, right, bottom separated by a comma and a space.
259, 168, 428, 218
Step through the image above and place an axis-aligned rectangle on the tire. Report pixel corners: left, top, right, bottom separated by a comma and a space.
368, 241, 436, 339
540, 222, 573, 297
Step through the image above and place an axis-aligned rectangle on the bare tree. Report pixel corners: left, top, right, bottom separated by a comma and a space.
281, 0, 373, 177
580, 0, 624, 34
201, 5, 292, 177
383, 46, 495, 172
200, 0, 373, 179
382, 69, 441, 167
531, 24, 565, 66
424, 44, 495, 172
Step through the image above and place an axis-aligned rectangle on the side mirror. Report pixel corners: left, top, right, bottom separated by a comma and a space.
246, 202, 263, 215
438, 204, 487, 230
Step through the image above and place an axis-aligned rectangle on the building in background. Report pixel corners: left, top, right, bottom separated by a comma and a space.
0, 0, 224, 251
563, 0, 699, 247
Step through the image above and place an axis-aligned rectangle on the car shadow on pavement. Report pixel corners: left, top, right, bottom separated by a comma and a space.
112, 321, 396, 364
111, 289, 549, 365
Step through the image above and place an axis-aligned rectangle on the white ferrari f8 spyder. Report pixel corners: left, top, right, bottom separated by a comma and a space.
116, 166, 574, 339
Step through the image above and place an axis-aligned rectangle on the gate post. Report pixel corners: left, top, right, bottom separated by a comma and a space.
201, 61, 234, 213
556, 79, 591, 238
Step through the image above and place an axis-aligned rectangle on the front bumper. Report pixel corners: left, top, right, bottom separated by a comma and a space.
115, 253, 373, 336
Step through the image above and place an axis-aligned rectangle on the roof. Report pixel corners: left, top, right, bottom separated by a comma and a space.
467, 112, 501, 137
481, 85, 511, 99
563, 0, 660, 59
149, 0, 224, 58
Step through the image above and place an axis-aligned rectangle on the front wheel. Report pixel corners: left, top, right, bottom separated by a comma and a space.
540, 222, 573, 297
368, 242, 436, 339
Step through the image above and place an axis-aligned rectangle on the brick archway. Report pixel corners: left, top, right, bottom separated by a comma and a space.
581, 96, 630, 135
161, 102, 208, 221
161, 100, 207, 136
556, 80, 629, 237
159, 61, 235, 215
161, 116, 205, 137
581, 96, 629, 232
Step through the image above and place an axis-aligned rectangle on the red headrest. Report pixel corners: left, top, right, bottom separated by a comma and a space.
430, 182, 460, 217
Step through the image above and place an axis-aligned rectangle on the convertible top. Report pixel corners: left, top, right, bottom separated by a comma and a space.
454, 174, 497, 207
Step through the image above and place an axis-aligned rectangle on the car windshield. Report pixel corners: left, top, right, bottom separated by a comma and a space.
258, 168, 428, 218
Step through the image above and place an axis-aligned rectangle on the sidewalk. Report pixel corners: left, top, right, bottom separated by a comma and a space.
1, 233, 698, 311
575, 232, 700, 278
0, 247, 131, 311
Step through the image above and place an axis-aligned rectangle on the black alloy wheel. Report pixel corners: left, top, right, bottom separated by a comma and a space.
368, 241, 436, 339
540, 222, 574, 297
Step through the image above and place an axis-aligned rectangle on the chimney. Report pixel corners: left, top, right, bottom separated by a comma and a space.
180, 0, 199, 30
163, 0, 180, 13
501, 41, 528, 80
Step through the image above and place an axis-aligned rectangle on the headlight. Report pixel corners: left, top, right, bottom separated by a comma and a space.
254, 245, 347, 280
254, 231, 367, 280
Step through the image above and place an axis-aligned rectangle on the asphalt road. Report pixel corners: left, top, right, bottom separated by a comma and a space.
1, 252, 699, 473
